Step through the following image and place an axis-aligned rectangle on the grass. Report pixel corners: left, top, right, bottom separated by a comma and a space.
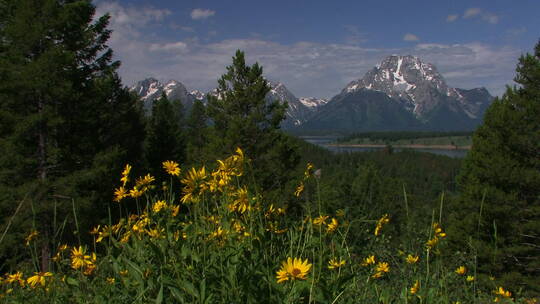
0, 149, 530, 303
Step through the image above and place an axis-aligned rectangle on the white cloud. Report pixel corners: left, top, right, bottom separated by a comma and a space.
464, 8, 482, 18
97, 2, 519, 98
149, 42, 188, 52
191, 8, 215, 20
463, 8, 499, 24
446, 14, 458, 22
403, 33, 419, 41
343, 25, 368, 45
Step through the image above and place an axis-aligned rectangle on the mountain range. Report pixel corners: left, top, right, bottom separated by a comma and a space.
130, 55, 493, 132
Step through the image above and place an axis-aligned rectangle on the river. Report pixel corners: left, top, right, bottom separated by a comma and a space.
301, 136, 469, 158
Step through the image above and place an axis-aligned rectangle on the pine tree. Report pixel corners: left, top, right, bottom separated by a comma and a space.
206, 50, 299, 193
449, 41, 540, 296
186, 99, 209, 164
0, 0, 145, 271
144, 93, 186, 178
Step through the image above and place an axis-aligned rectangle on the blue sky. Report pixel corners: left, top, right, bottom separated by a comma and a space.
94, 0, 539, 98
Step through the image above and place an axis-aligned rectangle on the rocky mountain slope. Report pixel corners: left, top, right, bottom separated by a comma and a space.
300, 55, 493, 132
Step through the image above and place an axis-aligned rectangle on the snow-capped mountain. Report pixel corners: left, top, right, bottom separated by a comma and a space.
265, 82, 327, 127
301, 55, 493, 132
299, 97, 329, 109
342, 55, 492, 120
130, 78, 196, 112
131, 78, 327, 127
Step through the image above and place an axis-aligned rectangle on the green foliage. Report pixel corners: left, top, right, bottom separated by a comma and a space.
186, 100, 209, 165
0, 153, 522, 303
206, 50, 300, 194
449, 41, 540, 296
144, 93, 186, 178
0, 0, 145, 271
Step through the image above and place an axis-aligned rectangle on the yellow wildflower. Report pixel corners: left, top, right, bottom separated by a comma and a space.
375, 262, 390, 273
494, 286, 512, 298
27, 272, 52, 288
328, 258, 346, 269
361, 255, 376, 266
406, 254, 419, 264
6, 272, 25, 287
119, 270, 128, 276
294, 182, 304, 197
25, 230, 39, 246
129, 187, 144, 198
374, 214, 390, 236
171, 205, 180, 217
228, 186, 251, 214
326, 218, 338, 233
304, 163, 314, 178
313, 215, 329, 226
426, 237, 439, 249
455, 266, 467, 275
467, 275, 475, 282
152, 200, 168, 213
120, 164, 131, 186
106, 277, 115, 285
181, 167, 208, 203
114, 186, 128, 202
410, 280, 420, 295
276, 257, 312, 283
135, 174, 155, 188
162, 160, 181, 176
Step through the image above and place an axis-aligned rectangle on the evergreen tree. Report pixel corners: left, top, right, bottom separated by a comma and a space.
449, 41, 540, 295
144, 93, 186, 178
186, 99, 209, 164
206, 50, 299, 193
0, 0, 145, 271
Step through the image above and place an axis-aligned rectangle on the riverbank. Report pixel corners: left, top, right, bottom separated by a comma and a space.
326, 143, 471, 150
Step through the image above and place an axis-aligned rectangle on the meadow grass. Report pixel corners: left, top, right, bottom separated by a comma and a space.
0, 149, 529, 303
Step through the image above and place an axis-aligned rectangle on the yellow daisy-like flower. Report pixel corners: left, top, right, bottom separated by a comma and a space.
135, 174, 155, 189
466, 275, 475, 282
361, 255, 376, 266
228, 186, 251, 214
114, 186, 128, 202
294, 182, 304, 197
375, 262, 390, 273
374, 214, 390, 236
406, 254, 419, 264
6, 272, 25, 287
304, 163, 314, 179
426, 237, 439, 249
129, 187, 144, 198
494, 287, 512, 298
25, 230, 39, 246
120, 164, 131, 186
106, 277, 115, 285
181, 167, 208, 203
162, 160, 181, 176
26, 272, 52, 288
455, 266, 467, 275
326, 218, 338, 233
313, 215, 329, 226
171, 205, 180, 217
276, 257, 312, 283
119, 270, 128, 276
410, 280, 420, 295
152, 200, 168, 213
328, 258, 346, 269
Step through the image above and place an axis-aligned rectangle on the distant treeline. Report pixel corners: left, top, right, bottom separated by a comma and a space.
338, 131, 474, 143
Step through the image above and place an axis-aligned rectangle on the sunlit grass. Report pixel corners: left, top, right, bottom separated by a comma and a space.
0, 149, 533, 303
